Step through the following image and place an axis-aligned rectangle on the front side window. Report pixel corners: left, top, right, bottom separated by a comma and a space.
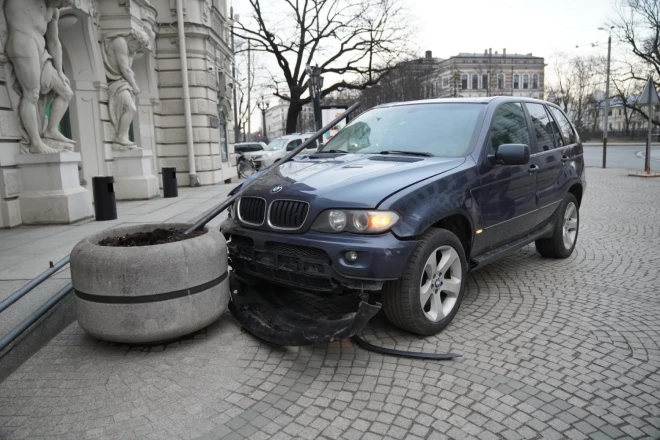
461, 74, 468, 90
472, 74, 479, 89
513, 74, 520, 89
489, 102, 530, 154
523, 74, 529, 89
548, 106, 577, 145
286, 139, 302, 151
320, 103, 486, 157
532, 74, 539, 89
525, 103, 556, 153
497, 74, 504, 89
265, 137, 289, 151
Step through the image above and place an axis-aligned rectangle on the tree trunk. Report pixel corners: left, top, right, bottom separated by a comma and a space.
286, 97, 303, 134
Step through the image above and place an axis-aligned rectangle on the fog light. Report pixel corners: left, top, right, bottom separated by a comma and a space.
345, 251, 358, 263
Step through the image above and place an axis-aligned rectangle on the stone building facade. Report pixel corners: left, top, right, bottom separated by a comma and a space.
423, 49, 545, 100
0, 0, 236, 228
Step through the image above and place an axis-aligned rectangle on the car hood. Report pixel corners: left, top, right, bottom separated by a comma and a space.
241, 154, 465, 207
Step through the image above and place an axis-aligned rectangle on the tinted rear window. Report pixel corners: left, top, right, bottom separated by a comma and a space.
235, 143, 263, 153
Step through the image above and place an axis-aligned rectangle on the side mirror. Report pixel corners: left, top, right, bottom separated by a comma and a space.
490, 144, 530, 166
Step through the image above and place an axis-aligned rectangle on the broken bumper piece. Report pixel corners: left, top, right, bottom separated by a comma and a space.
228, 273, 381, 346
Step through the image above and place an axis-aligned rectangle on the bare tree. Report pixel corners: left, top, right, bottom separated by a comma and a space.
611, 61, 646, 137
612, 0, 660, 128
234, 0, 413, 133
548, 53, 603, 131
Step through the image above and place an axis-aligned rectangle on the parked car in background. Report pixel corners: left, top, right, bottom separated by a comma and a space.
250, 134, 319, 170
223, 97, 586, 336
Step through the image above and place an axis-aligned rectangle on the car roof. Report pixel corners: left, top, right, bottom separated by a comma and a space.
373, 96, 557, 109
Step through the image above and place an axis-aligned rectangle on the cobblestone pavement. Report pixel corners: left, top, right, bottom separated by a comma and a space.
1, 168, 659, 440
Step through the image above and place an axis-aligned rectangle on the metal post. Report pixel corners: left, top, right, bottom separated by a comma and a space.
247, 41, 251, 141
231, 7, 239, 145
176, 0, 199, 186
602, 32, 612, 169
307, 65, 323, 131
647, 98, 653, 174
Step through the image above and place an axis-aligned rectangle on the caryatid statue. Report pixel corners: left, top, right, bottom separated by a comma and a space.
102, 29, 151, 150
4, 0, 76, 154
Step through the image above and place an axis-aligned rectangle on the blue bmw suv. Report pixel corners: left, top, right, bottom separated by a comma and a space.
222, 97, 586, 336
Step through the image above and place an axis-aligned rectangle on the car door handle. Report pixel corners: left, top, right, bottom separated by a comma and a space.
529, 164, 539, 173
561, 155, 570, 162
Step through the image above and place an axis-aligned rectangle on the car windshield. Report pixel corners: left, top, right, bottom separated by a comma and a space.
265, 138, 290, 151
320, 103, 485, 157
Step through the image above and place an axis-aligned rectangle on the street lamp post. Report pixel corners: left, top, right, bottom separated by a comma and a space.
599, 26, 614, 169
306, 65, 324, 131
230, 9, 239, 145
257, 97, 270, 144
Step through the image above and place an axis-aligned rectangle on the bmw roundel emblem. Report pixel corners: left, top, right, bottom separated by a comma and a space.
271, 185, 283, 193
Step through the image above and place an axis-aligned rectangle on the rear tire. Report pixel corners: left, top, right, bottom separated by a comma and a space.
383, 228, 467, 336
535, 193, 579, 258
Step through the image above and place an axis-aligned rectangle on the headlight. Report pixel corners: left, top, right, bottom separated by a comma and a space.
312, 210, 400, 234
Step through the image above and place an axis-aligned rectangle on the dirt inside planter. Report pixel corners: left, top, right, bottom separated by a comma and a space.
98, 228, 207, 247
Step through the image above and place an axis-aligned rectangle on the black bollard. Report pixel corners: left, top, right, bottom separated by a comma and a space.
162, 167, 178, 198
92, 176, 118, 221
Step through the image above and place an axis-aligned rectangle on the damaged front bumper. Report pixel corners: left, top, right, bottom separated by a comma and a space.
222, 217, 417, 293
229, 273, 381, 346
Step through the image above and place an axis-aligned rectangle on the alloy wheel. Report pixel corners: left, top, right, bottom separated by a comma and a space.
419, 245, 462, 322
562, 201, 578, 250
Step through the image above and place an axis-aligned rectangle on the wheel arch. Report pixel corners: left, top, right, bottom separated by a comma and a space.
428, 213, 474, 259
568, 182, 583, 207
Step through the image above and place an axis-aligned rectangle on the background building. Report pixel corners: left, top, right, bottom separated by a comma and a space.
423, 49, 546, 99
0, 0, 237, 227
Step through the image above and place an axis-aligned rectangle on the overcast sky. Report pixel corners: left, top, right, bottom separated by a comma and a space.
233, 0, 624, 129
405, 0, 617, 64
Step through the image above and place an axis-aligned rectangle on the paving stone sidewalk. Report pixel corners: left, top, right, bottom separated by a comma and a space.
1, 168, 659, 440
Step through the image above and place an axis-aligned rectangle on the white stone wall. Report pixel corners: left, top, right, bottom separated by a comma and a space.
0, 0, 236, 227
151, 0, 236, 187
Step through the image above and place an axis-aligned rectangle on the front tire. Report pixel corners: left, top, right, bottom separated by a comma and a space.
535, 193, 579, 258
383, 228, 467, 336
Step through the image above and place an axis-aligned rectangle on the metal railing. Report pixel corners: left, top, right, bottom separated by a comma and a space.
0, 104, 362, 354
0, 256, 73, 352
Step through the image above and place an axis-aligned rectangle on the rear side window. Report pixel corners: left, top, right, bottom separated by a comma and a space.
525, 103, 556, 153
548, 107, 577, 145
489, 103, 530, 154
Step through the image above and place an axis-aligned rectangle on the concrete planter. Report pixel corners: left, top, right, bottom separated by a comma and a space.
70, 223, 229, 343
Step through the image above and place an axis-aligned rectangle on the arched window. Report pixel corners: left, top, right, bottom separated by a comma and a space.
513, 74, 520, 89
532, 74, 539, 89
472, 74, 478, 89
523, 74, 529, 89
497, 73, 504, 89
461, 74, 468, 90
482, 74, 488, 90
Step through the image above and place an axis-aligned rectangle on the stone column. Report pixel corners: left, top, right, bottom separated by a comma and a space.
112, 149, 158, 200
14, 153, 94, 224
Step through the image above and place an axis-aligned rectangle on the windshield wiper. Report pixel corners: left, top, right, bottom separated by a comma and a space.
378, 150, 434, 157
317, 149, 348, 154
